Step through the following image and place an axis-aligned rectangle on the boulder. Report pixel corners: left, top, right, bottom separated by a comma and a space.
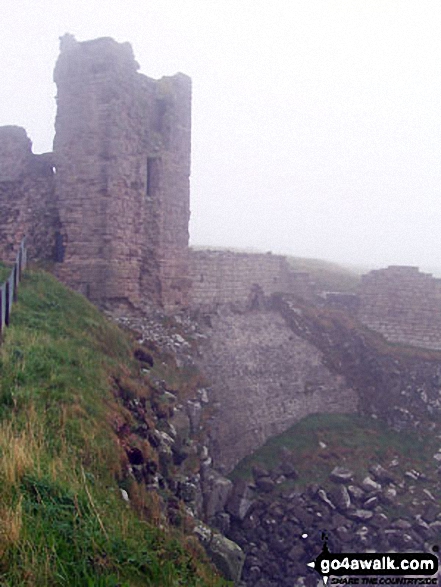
227, 479, 255, 521
202, 468, 233, 520
195, 524, 245, 583
330, 466, 354, 483
330, 485, 351, 511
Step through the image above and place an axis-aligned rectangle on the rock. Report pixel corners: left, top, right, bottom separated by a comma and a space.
245, 566, 262, 583
169, 407, 191, 445
391, 518, 412, 530
346, 509, 374, 522
252, 464, 270, 481
369, 463, 396, 483
227, 479, 255, 521
422, 503, 440, 523
256, 476, 276, 493
187, 400, 202, 433
423, 488, 436, 501
212, 512, 231, 534
317, 489, 336, 510
381, 486, 397, 504
279, 460, 299, 479
413, 516, 433, 540
404, 469, 420, 481
361, 476, 381, 493
198, 388, 209, 404
347, 485, 365, 501
335, 525, 353, 543
330, 485, 351, 511
363, 496, 379, 509
370, 512, 389, 528
330, 466, 353, 483
202, 468, 232, 520
195, 524, 245, 583
178, 478, 198, 503
429, 520, 441, 533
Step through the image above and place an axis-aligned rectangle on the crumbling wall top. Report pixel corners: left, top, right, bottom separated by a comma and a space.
0, 126, 32, 181
55, 34, 139, 83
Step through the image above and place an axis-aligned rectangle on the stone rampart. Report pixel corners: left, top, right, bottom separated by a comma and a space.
189, 249, 315, 309
358, 266, 441, 350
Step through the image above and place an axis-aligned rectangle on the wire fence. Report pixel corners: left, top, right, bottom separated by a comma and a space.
0, 239, 27, 335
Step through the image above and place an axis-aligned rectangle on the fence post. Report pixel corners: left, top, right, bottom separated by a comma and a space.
0, 284, 4, 335
22, 239, 27, 271
0, 238, 27, 339
13, 265, 18, 302
5, 280, 10, 327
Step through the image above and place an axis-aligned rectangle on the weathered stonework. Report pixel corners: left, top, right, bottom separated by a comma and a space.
198, 307, 358, 472
357, 266, 441, 350
0, 36, 191, 311
0, 126, 57, 263
189, 249, 316, 310
53, 36, 191, 309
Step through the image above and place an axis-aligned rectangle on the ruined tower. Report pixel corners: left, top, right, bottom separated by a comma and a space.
52, 35, 191, 309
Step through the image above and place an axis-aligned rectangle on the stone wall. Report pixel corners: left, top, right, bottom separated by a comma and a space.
0, 126, 57, 263
198, 307, 358, 472
189, 249, 315, 309
53, 36, 191, 309
357, 266, 441, 350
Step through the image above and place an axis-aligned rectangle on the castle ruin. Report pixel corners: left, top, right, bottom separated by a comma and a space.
1, 35, 441, 355
0, 35, 191, 310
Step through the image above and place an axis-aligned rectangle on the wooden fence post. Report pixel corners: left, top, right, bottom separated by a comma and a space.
0, 284, 4, 335
5, 280, 10, 327
0, 238, 27, 340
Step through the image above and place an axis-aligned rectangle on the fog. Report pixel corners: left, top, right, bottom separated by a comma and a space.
1, 1, 441, 273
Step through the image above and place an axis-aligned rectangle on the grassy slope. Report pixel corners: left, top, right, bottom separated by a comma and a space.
230, 413, 441, 508
232, 414, 439, 485
0, 270, 228, 587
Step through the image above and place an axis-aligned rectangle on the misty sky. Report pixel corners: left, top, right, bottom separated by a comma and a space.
1, 1, 441, 272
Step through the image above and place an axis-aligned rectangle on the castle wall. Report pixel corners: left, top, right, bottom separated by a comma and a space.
0, 126, 57, 263
189, 249, 315, 309
198, 307, 358, 472
52, 36, 191, 309
357, 266, 441, 350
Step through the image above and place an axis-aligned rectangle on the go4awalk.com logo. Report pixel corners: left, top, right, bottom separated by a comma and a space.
307, 533, 438, 585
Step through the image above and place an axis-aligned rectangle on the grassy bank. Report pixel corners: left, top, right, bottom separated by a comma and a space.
0, 270, 227, 586
230, 413, 439, 494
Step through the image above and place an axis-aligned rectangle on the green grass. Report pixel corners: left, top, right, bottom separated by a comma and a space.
0, 270, 229, 586
0, 261, 11, 283
230, 413, 439, 492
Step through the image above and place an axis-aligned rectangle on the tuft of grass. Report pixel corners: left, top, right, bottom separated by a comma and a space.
0, 270, 229, 586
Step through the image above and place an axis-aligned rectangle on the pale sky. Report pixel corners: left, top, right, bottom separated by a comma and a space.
1, 1, 441, 272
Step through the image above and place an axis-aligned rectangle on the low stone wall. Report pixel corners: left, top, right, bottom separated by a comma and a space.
358, 266, 441, 350
189, 249, 315, 309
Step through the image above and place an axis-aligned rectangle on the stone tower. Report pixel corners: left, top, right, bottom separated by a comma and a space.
52, 35, 191, 310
